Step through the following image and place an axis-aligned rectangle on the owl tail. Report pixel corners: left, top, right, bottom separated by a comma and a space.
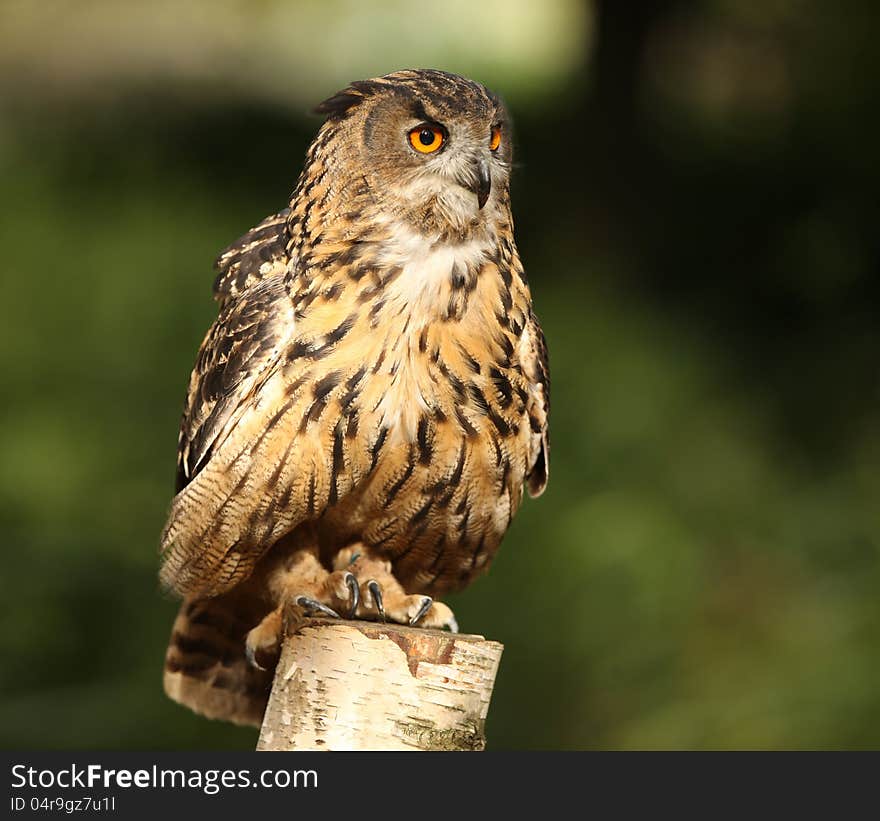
163, 588, 273, 728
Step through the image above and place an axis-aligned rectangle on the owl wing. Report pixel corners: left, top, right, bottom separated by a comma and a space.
212, 208, 291, 303
161, 208, 314, 594
523, 309, 550, 497
175, 276, 295, 494
176, 212, 293, 490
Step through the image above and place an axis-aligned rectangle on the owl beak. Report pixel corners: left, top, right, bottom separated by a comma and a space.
473, 158, 491, 209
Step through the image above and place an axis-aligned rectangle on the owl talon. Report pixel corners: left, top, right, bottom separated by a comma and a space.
367, 579, 385, 620
409, 596, 433, 626
245, 642, 266, 672
295, 596, 340, 619
344, 572, 360, 618
244, 606, 283, 671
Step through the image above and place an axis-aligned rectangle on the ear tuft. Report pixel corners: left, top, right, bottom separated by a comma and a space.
313, 80, 387, 119
314, 91, 362, 118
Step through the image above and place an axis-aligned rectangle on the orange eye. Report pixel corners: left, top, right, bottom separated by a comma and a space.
490, 126, 501, 151
409, 125, 445, 154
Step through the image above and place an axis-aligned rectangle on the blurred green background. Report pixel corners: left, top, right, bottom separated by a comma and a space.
1, 0, 878, 750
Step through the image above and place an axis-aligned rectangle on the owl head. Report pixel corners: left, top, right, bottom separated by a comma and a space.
313, 69, 513, 235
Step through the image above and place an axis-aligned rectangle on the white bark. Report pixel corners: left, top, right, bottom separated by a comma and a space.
257, 617, 503, 751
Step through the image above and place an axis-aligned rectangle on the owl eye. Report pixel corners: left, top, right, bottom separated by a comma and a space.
490, 126, 502, 151
408, 125, 445, 154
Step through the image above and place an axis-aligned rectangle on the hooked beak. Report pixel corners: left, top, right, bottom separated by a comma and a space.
472, 157, 491, 209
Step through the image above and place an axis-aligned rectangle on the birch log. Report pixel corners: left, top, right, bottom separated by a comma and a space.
256, 614, 504, 751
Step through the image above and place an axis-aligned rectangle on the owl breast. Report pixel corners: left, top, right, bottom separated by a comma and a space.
309, 225, 536, 595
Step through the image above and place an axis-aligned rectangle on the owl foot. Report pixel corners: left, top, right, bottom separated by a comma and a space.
245, 554, 362, 669
333, 546, 459, 632
246, 546, 457, 669
279, 568, 362, 626
291, 568, 361, 619
244, 576, 359, 670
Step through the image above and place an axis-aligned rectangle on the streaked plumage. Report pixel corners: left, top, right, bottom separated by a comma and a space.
160, 69, 549, 725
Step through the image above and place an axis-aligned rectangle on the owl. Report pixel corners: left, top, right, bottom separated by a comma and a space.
160, 69, 549, 726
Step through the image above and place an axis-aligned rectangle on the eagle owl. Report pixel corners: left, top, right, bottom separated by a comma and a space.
160, 69, 550, 725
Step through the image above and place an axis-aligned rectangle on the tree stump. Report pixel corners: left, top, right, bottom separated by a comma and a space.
256, 614, 504, 751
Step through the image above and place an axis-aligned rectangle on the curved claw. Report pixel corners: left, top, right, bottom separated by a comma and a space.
295, 596, 341, 619
409, 596, 433, 627
367, 580, 385, 621
245, 641, 266, 671
344, 572, 360, 619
